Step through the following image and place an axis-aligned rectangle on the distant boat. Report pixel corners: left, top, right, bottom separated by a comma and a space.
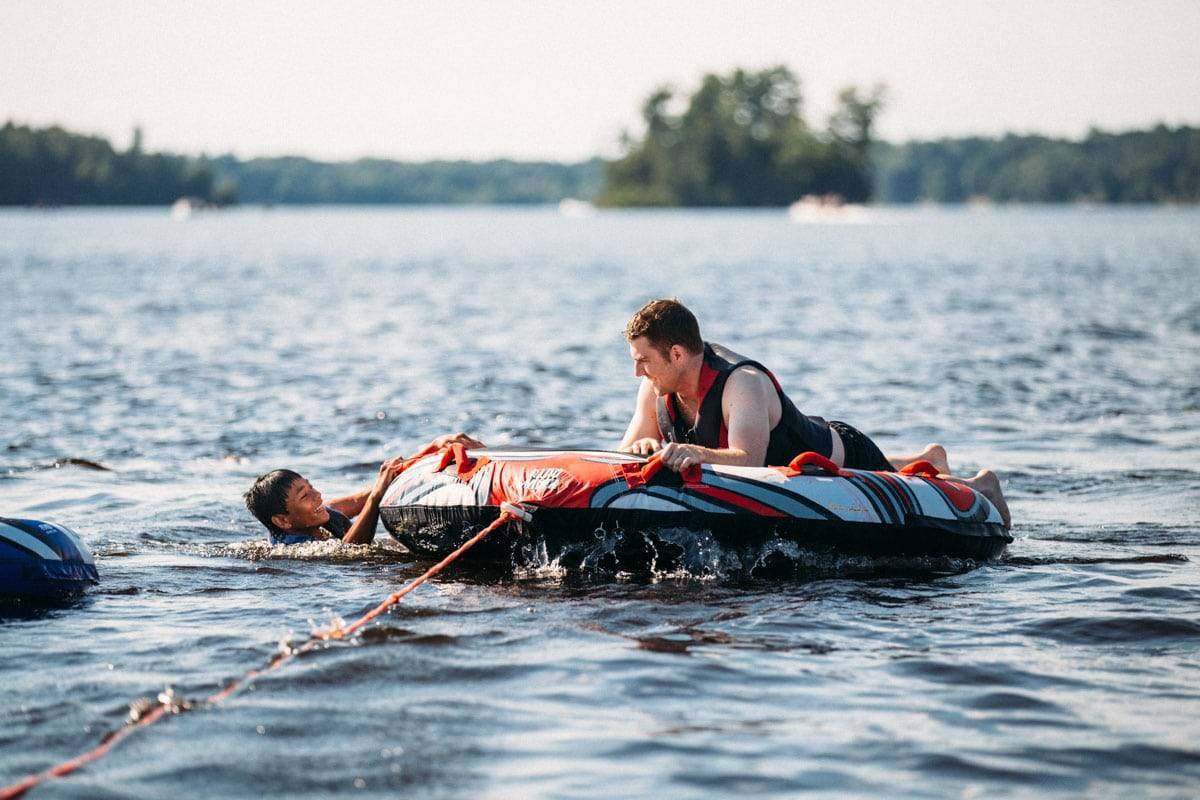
558, 198, 596, 218
170, 196, 215, 221
788, 194, 871, 224
967, 194, 993, 210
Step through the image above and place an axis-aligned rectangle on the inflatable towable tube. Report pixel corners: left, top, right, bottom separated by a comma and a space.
379, 448, 1011, 569
0, 517, 98, 599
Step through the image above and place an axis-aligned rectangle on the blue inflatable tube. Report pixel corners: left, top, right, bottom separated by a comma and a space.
0, 517, 99, 599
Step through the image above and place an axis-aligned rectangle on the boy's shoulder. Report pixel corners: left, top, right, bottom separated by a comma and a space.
269, 531, 319, 546
267, 507, 352, 545
325, 507, 352, 537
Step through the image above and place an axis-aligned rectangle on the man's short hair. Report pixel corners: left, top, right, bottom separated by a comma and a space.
624, 298, 703, 356
244, 469, 302, 534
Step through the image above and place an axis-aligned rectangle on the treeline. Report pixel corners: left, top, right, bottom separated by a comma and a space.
599, 66, 885, 206
874, 125, 1200, 203
210, 155, 602, 204
0, 120, 600, 206
3, 116, 1198, 207
0, 122, 233, 206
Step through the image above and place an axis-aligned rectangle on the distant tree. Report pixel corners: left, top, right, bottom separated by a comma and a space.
828, 84, 887, 170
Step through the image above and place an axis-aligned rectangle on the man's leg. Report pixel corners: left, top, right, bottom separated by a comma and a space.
879, 438, 1008, 528
888, 443, 950, 475
949, 468, 1010, 529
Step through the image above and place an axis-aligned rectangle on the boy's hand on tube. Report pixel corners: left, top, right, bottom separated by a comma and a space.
370, 460, 406, 501
431, 432, 485, 449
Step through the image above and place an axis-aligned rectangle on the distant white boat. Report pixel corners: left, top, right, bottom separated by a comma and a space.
787, 194, 871, 224
558, 198, 596, 218
170, 196, 216, 221
170, 197, 194, 221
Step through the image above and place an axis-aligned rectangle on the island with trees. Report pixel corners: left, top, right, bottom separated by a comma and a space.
598, 66, 885, 207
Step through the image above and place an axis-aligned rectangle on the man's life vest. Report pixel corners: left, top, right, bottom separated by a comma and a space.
655, 342, 833, 467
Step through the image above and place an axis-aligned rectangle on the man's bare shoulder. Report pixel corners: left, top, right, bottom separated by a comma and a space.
727, 364, 774, 393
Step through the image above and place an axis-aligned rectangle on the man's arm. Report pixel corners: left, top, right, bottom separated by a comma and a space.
720, 367, 772, 466
657, 367, 772, 471
618, 378, 664, 454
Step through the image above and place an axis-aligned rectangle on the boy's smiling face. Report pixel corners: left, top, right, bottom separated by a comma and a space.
271, 477, 331, 532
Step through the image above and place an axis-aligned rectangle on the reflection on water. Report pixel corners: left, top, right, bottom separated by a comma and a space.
1, 206, 1199, 797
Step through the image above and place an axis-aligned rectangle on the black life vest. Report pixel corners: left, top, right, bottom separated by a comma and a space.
655, 342, 832, 467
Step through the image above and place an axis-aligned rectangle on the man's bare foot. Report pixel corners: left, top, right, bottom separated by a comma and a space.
917, 443, 950, 475
889, 443, 950, 474
959, 468, 1011, 529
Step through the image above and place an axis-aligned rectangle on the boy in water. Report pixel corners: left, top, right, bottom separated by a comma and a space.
244, 433, 483, 545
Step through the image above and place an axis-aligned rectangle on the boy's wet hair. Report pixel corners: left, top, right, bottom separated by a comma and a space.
244, 469, 303, 534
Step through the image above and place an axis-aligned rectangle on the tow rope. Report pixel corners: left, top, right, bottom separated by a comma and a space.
0, 446, 532, 800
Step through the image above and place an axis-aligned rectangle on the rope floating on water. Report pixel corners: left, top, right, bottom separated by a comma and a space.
0, 480, 525, 799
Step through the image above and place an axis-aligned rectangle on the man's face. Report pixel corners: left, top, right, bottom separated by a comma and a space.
629, 336, 682, 396
273, 477, 331, 532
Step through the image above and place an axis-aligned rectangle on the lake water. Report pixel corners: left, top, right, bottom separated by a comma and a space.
1, 205, 1198, 798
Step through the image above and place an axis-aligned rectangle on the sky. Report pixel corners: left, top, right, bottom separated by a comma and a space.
3, 1, 1199, 162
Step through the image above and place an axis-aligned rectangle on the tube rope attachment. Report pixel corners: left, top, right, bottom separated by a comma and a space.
0, 447, 530, 800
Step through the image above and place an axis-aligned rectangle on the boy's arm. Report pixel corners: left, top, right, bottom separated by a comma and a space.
339, 461, 406, 544
329, 433, 485, 518
429, 432, 485, 450
327, 489, 370, 519
329, 433, 487, 531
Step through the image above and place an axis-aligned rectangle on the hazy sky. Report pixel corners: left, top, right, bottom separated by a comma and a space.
4, 1, 1198, 161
